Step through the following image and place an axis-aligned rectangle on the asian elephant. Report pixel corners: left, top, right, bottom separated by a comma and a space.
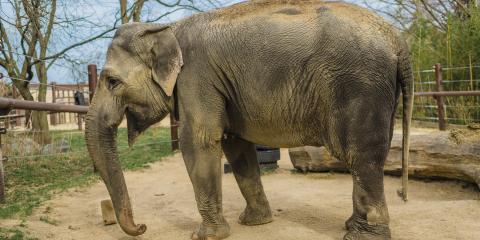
85, 0, 413, 239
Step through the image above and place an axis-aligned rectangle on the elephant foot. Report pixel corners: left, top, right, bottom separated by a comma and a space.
191, 221, 230, 240
345, 215, 355, 230
343, 216, 391, 240
239, 205, 273, 226
343, 230, 391, 240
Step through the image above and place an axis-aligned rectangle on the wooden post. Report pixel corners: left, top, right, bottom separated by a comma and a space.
170, 114, 179, 151
88, 65, 98, 172
101, 199, 117, 225
50, 82, 57, 125
88, 64, 97, 104
0, 144, 4, 203
434, 64, 446, 131
0, 128, 5, 203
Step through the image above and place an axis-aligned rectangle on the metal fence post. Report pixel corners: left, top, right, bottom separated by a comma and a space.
12, 86, 21, 127
77, 84, 83, 130
88, 64, 97, 104
170, 114, 179, 151
434, 64, 446, 130
50, 82, 57, 126
0, 128, 6, 203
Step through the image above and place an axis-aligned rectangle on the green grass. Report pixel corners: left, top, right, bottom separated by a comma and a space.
0, 227, 37, 240
0, 127, 173, 220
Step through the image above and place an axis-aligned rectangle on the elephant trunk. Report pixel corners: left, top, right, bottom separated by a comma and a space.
85, 101, 146, 236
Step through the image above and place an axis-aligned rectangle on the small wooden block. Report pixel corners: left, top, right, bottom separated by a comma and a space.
101, 199, 117, 225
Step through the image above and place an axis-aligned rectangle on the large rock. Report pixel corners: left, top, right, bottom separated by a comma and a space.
289, 129, 480, 188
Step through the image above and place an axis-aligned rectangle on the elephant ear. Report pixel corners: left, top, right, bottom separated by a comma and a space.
136, 25, 183, 96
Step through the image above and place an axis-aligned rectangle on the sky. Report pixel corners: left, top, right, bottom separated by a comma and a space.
0, 0, 385, 85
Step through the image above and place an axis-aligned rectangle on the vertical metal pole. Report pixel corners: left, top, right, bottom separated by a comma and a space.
88, 64, 98, 104
434, 64, 446, 131
12, 86, 21, 127
77, 85, 83, 131
61, 90, 66, 124
51, 82, 57, 126
4, 117, 9, 129
0, 129, 5, 203
170, 114, 179, 151
67, 90, 72, 124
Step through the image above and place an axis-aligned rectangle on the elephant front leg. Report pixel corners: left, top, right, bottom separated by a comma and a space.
182, 131, 230, 240
221, 137, 273, 226
344, 150, 391, 240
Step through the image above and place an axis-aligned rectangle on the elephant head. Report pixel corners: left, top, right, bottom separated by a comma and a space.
85, 23, 183, 236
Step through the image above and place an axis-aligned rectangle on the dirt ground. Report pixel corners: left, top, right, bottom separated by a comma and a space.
4, 149, 480, 240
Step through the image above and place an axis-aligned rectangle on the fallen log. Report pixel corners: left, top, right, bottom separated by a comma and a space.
289, 128, 480, 188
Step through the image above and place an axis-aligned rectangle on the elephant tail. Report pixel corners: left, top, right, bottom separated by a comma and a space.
397, 42, 414, 202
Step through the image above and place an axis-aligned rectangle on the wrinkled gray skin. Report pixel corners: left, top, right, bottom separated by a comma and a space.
85, 1, 413, 240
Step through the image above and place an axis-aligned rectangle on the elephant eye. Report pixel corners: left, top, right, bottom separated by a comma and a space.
107, 77, 121, 90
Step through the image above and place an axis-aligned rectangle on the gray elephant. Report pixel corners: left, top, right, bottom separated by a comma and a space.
85, 1, 413, 239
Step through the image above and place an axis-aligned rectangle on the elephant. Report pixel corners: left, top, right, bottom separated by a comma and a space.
85, 1, 413, 239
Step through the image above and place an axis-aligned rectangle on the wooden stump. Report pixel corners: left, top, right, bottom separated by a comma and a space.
289, 129, 480, 188
100, 199, 117, 225
0, 146, 5, 203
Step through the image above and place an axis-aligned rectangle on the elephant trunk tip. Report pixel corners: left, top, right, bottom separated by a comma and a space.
117, 207, 147, 236
121, 223, 147, 236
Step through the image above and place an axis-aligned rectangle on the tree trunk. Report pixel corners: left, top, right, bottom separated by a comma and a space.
32, 61, 51, 144
31, 111, 51, 144
132, 0, 145, 22
120, 0, 128, 24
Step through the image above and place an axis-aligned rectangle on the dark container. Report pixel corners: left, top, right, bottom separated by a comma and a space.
224, 145, 280, 173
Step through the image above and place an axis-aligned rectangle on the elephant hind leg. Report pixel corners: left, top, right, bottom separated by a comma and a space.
338, 134, 391, 240
344, 147, 391, 240
221, 137, 273, 226
329, 103, 393, 239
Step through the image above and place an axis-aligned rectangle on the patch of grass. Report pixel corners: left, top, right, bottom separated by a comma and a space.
0, 127, 173, 219
0, 227, 37, 240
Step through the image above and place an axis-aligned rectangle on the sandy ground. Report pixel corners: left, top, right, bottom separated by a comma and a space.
4, 149, 480, 240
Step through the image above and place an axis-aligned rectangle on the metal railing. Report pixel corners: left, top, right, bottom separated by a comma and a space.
414, 63, 480, 130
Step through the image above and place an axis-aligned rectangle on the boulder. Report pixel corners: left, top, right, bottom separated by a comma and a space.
289, 129, 480, 188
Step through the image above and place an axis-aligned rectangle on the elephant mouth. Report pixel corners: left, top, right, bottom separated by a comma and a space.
126, 110, 149, 147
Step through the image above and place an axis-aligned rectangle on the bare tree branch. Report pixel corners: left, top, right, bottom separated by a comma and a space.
420, 0, 447, 30
32, 25, 118, 65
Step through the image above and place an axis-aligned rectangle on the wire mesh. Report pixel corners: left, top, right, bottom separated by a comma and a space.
412, 65, 480, 125
0, 127, 175, 162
